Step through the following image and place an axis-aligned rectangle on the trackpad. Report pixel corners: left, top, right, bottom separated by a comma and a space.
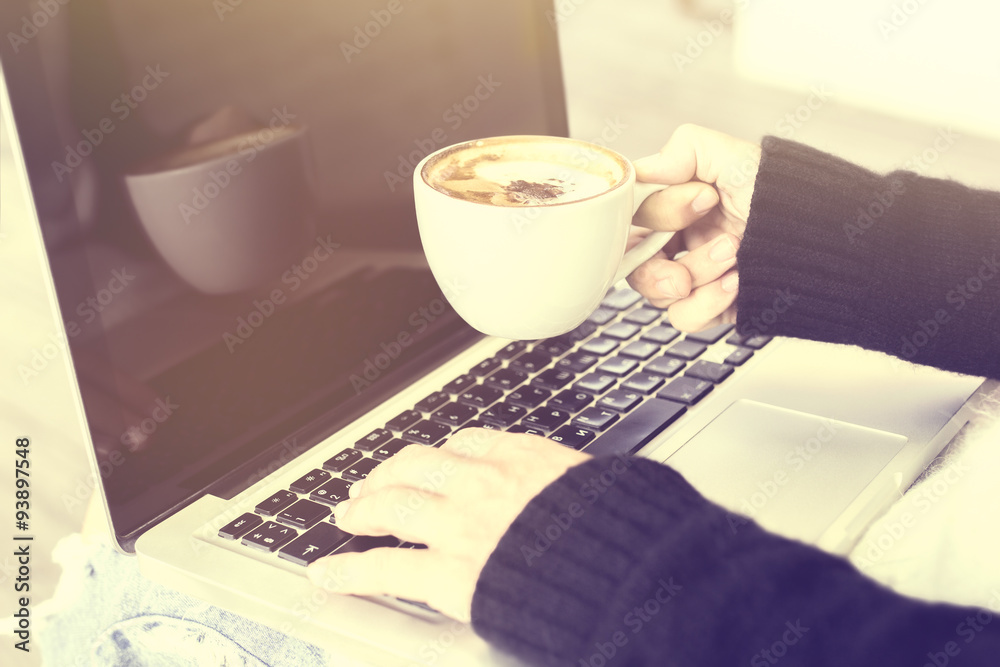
665, 400, 908, 544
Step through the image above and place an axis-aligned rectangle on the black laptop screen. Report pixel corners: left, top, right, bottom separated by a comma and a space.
1, 0, 566, 548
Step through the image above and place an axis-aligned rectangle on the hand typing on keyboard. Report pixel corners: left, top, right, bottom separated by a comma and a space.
627, 124, 761, 332
307, 428, 588, 621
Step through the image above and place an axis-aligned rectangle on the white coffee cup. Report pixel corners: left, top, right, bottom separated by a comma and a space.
413, 135, 670, 340
124, 124, 317, 294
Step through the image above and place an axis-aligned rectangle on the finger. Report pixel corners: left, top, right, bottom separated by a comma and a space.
674, 233, 739, 289
666, 271, 739, 332
440, 427, 507, 459
335, 486, 454, 546
626, 255, 692, 305
632, 181, 719, 232
632, 123, 746, 187
308, 548, 473, 622
351, 444, 457, 498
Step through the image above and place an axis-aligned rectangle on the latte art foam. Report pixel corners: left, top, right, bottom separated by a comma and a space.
422, 136, 627, 207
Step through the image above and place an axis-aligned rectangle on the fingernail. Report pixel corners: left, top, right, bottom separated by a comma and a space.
709, 236, 737, 262
632, 154, 660, 174
334, 500, 353, 521
657, 275, 681, 298
691, 188, 718, 213
348, 480, 364, 498
722, 273, 740, 293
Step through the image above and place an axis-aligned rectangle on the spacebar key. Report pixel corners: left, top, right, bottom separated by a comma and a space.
583, 398, 686, 457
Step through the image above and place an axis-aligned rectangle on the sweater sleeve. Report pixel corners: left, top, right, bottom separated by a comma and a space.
737, 136, 1000, 380
472, 458, 1000, 666
470, 138, 1000, 665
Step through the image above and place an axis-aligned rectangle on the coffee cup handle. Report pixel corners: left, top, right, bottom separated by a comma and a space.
612, 181, 674, 285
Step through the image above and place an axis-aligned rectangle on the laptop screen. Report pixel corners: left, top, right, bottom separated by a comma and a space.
1, 0, 566, 549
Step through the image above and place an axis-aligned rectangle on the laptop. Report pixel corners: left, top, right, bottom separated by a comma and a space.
0, 1, 985, 665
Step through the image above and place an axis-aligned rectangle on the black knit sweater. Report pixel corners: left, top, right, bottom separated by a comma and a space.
470, 138, 1000, 666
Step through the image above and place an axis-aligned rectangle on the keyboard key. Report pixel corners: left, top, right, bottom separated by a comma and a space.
657, 377, 713, 405
457, 385, 503, 409
603, 322, 641, 340
355, 428, 392, 452
255, 490, 298, 517
458, 420, 502, 431
278, 523, 353, 566
536, 337, 573, 357
596, 356, 639, 377
416, 390, 451, 413
684, 323, 735, 344
644, 356, 686, 377
619, 341, 660, 361
442, 374, 476, 395
601, 288, 642, 310
573, 407, 620, 431
573, 373, 617, 395
507, 385, 551, 409
532, 368, 575, 390
509, 349, 552, 374
522, 407, 570, 432
242, 521, 298, 552
431, 402, 478, 428
496, 341, 528, 360
310, 478, 352, 506
481, 403, 528, 428
598, 389, 643, 413
401, 420, 452, 446
337, 535, 401, 554
556, 352, 600, 374
218, 513, 262, 540
372, 438, 409, 461
642, 325, 680, 345
685, 360, 735, 383
587, 307, 618, 325
549, 390, 594, 412
549, 425, 597, 450
507, 424, 548, 436
470, 357, 502, 377
581, 337, 619, 356
583, 398, 687, 457
485, 368, 528, 391
277, 499, 331, 529
663, 340, 708, 360
621, 371, 665, 394
567, 321, 598, 341
342, 457, 381, 482
624, 308, 661, 325
725, 347, 754, 366
323, 448, 364, 473
726, 333, 773, 349
386, 409, 422, 432
290, 469, 331, 494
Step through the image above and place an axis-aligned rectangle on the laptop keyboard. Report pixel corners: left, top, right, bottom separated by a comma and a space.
216, 287, 771, 565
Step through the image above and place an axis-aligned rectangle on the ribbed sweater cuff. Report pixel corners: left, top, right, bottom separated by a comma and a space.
470, 457, 709, 665
736, 137, 1000, 378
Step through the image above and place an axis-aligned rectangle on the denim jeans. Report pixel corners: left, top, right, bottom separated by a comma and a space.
38, 534, 331, 667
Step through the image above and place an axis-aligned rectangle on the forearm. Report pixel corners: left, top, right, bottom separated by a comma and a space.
737, 137, 1000, 380
471, 457, 1000, 666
